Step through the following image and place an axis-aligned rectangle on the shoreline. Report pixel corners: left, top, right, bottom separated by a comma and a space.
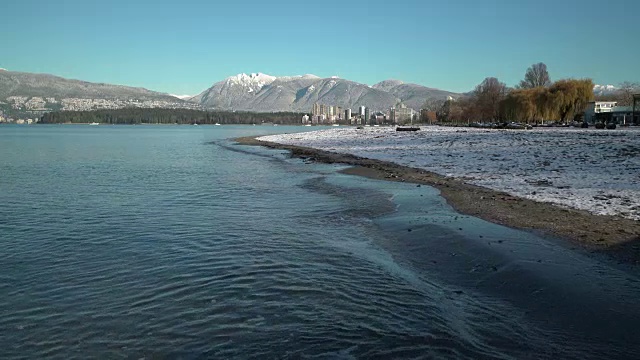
235, 135, 640, 265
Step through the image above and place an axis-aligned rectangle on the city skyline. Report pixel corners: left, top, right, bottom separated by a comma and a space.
2, 0, 639, 96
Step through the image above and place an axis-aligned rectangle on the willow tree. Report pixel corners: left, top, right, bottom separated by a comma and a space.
549, 79, 594, 122
501, 88, 537, 122
533, 87, 558, 123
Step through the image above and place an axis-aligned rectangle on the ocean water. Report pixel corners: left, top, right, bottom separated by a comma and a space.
1, 124, 639, 359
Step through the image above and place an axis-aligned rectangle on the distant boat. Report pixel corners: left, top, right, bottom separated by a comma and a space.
89, 122, 99, 126
304, 124, 312, 127
193, 123, 198, 126
332, 124, 339, 126
396, 126, 420, 132
214, 123, 221, 126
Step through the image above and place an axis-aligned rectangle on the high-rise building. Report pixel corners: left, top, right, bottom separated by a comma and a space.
364, 107, 371, 125
390, 103, 416, 124
359, 106, 366, 116
345, 108, 352, 123
312, 103, 321, 116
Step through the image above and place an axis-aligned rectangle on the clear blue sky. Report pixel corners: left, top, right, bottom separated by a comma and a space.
1, 0, 638, 95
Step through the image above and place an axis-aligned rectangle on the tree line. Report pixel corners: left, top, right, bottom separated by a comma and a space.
39, 108, 306, 125
432, 63, 637, 124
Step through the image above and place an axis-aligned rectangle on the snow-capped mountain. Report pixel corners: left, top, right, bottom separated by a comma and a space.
593, 84, 618, 96
224, 73, 277, 93
191, 73, 459, 112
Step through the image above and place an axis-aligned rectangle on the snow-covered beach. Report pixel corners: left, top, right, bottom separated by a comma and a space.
260, 126, 640, 221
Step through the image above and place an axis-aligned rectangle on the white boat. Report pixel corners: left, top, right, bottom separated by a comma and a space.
214, 123, 221, 126
89, 122, 99, 125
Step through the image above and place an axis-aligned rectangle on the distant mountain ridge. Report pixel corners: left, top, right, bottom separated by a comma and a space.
0, 70, 199, 115
192, 73, 461, 112
0, 69, 462, 115
0, 70, 181, 101
372, 80, 460, 111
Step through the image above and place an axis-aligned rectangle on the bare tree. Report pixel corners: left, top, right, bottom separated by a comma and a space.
474, 77, 507, 121
519, 62, 551, 89
615, 82, 640, 106
421, 98, 446, 112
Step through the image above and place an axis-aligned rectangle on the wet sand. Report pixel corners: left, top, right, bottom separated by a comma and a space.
235, 136, 640, 265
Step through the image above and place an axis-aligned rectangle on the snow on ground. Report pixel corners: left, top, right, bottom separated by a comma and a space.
260, 127, 640, 220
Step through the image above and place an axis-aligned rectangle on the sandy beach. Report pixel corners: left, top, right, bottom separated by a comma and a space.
236, 128, 640, 264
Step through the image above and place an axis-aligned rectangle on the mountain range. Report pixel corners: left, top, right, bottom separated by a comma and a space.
1, 69, 629, 118
0, 70, 181, 102
0, 69, 461, 116
0, 69, 198, 116
190, 73, 460, 112
592, 84, 618, 96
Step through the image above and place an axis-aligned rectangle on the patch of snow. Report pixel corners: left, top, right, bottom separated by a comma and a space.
260, 127, 640, 220
278, 74, 321, 82
169, 94, 193, 99
225, 72, 277, 93
0, 68, 7, 71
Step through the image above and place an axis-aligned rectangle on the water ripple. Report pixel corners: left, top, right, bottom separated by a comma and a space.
1, 126, 638, 359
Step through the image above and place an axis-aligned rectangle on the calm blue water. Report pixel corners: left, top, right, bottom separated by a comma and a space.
1, 124, 639, 359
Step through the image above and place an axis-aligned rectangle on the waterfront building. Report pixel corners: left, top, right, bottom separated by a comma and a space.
584, 101, 617, 123
593, 106, 639, 125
